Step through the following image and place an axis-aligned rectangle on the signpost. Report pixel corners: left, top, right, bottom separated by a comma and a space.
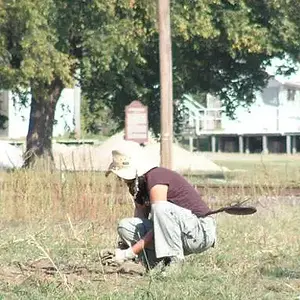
125, 100, 148, 144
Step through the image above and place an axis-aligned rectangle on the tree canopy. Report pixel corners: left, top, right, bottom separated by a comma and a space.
82, 0, 300, 135
0, 0, 142, 165
0, 0, 300, 164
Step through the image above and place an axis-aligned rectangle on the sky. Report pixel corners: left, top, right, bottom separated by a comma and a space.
266, 57, 300, 83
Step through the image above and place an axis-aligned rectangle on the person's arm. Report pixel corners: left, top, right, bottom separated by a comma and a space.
134, 203, 150, 219
131, 184, 168, 255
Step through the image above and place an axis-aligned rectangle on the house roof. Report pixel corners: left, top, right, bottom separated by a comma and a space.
182, 94, 206, 110
267, 76, 283, 87
268, 73, 300, 89
283, 80, 300, 89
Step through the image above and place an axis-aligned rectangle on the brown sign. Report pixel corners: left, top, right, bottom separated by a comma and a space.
125, 100, 148, 144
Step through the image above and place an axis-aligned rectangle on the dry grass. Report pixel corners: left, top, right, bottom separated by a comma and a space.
0, 170, 133, 223
207, 152, 300, 186
0, 160, 298, 299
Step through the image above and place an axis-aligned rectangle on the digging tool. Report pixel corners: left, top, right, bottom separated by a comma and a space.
204, 205, 257, 217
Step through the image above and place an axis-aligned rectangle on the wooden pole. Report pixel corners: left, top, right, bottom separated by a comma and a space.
74, 84, 81, 139
158, 0, 173, 169
74, 70, 81, 139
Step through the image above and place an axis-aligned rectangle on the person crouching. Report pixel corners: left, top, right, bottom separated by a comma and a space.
105, 141, 216, 271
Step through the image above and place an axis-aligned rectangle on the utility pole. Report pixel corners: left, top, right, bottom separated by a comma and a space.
74, 83, 81, 139
74, 69, 81, 139
158, 0, 173, 169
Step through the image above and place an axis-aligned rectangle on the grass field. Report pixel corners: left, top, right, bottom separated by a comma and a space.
210, 152, 300, 171
194, 152, 300, 187
0, 155, 299, 299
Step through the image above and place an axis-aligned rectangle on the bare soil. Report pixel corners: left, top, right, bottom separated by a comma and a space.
0, 258, 144, 286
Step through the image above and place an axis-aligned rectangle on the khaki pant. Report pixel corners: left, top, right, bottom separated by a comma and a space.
117, 201, 216, 268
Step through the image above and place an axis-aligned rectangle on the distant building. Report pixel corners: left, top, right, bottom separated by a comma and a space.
182, 77, 300, 154
0, 85, 80, 139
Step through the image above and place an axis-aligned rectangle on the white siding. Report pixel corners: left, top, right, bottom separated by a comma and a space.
183, 77, 300, 135
5, 88, 77, 139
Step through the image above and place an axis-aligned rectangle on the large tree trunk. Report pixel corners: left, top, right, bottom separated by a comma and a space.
24, 78, 64, 168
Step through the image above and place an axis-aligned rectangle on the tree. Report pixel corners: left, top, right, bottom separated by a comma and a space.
0, 0, 141, 167
1, 0, 300, 167
82, 0, 300, 135
0, 1, 73, 166
81, 96, 118, 136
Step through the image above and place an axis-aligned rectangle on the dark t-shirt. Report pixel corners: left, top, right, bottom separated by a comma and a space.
141, 167, 211, 217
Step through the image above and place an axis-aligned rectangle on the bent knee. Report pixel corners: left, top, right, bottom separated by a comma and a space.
117, 217, 152, 243
117, 218, 134, 238
117, 217, 147, 241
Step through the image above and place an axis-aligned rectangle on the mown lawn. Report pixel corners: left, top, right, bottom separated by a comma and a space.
190, 153, 300, 187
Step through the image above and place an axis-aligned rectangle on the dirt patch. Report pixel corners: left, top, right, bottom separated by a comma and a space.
0, 258, 145, 286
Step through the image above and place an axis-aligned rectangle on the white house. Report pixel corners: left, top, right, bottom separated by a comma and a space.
0, 85, 80, 140
183, 77, 300, 154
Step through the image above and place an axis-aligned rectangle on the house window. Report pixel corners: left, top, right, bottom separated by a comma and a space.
287, 89, 296, 101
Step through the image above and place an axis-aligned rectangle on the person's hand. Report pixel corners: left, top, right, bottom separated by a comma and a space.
100, 247, 137, 266
114, 247, 137, 264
